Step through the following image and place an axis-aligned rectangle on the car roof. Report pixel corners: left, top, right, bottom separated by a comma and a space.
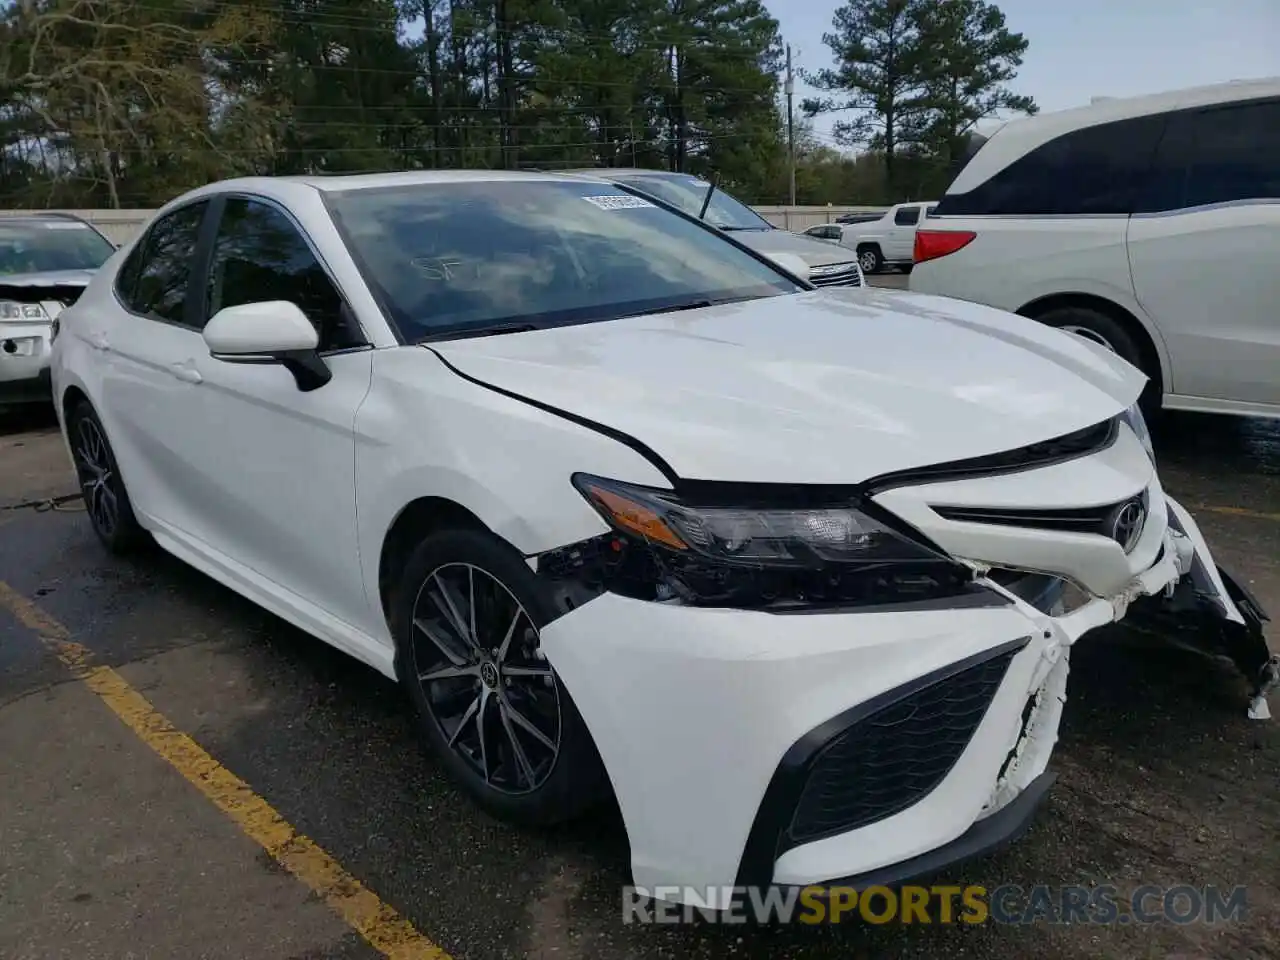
0, 212, 97, 227
950, 75, 1280, 194
557, 168, 694, 181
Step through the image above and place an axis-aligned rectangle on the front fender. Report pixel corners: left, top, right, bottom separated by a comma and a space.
354, 347, 672, 643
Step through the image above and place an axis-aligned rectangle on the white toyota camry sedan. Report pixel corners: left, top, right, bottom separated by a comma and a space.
49, 171, 1275, 907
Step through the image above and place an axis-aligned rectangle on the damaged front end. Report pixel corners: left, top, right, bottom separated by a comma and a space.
1122, 499, 1278, 720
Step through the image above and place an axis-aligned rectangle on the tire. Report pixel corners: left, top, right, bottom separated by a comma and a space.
390, 526, 610, 826
857, 245, 884, 274
1035, 306, 1159, 413
899, 263, 913, 275
67, 401, 147, 554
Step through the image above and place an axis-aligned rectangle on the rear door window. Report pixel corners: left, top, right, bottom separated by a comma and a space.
934, 114, 1165, 216
120, 201, 210, 325
894, 206, 920, 226
1136, 98, 1280, 213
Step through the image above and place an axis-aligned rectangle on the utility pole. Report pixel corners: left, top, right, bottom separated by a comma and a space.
785, 44, 796, 207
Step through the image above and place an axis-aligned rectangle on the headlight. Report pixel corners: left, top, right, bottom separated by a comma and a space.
573, 473, 940, 567
548, 474, 973, 610
1119, 402, 1154, 461
0, 301, 50, 323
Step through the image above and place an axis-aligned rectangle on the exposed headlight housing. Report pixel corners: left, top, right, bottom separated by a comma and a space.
1119, 402, 1154, 461
538, 474, 975, 610
0, 301, 50, 323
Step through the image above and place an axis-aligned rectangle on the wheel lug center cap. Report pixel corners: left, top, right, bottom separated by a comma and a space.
480, 662, 499, 688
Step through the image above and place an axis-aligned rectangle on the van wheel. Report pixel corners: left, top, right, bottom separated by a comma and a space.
1038, 306, 1144, 369
1036, 306, 1159, 414
857, 245, 883, 274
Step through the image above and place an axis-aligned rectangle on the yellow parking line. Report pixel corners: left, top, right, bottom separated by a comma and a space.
0, 581, 452, 960
1191, 504, 1280, 524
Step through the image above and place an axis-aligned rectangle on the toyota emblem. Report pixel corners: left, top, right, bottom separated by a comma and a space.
1109, 498, 1146, 553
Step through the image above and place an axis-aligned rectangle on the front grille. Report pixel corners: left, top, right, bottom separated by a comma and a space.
933, 489, 1149, 552
786, 647, 1017, 846
809, 266, 863, 288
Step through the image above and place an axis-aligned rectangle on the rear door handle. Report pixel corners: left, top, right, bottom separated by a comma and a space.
169, 361, 203, 384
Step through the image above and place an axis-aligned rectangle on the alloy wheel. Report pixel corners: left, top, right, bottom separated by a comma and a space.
73, 416, 118, 538
1061, 324, 1117, 354
410, 562, 561, 795
858, 250, 878, 273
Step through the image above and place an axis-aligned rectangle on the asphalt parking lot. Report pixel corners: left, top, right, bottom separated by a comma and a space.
2, 280, 1277, 960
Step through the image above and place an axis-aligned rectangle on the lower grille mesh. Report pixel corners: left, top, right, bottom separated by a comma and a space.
787, 647, 1017, 845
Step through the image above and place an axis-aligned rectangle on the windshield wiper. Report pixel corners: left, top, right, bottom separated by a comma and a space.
719, 225, 773, 232
417, 321, 541, 343
619, 295, 757, 319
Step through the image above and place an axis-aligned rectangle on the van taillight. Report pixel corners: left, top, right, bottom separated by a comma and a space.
914, 229, 976, 264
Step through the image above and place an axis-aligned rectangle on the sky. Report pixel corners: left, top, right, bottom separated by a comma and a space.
777, 0, 1280, 148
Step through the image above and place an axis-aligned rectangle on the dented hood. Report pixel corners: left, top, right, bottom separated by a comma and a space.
430, 288, 1147, 484
0, 268, 96, 288
728, 228, 861, 268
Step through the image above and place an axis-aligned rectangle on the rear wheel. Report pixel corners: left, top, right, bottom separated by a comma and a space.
857, 245, 884, 274
391, 527, 609, 825
67, 401, 146, 554
1035, 305, 1159, 413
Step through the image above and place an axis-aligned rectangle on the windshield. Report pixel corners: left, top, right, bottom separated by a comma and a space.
0, 220, 114, 274
326, 179, 803, 342
609, 173, 776, 232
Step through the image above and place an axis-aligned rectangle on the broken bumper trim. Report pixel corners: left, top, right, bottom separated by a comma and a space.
796, 770, 1056, 895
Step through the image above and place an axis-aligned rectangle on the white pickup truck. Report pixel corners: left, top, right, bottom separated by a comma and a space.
805, 201, 936, 275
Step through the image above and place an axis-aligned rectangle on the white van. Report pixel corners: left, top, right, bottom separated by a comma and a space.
909, 77, 1280, 418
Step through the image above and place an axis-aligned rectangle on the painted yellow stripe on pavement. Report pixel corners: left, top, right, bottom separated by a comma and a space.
0, 581, 452, 960
1191, 503, 1280, 524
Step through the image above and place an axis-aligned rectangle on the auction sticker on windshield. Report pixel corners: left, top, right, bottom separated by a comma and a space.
583, 195, 655, 210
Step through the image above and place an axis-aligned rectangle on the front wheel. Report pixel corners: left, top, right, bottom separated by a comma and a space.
391, 527, 610, 825
857, 245, 884, 274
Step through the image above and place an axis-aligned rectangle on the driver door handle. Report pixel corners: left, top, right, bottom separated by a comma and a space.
169, 361, 203, 384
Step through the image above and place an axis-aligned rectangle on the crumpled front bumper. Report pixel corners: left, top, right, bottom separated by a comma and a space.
539, 494, 1271, 907
0, 320, 54, 400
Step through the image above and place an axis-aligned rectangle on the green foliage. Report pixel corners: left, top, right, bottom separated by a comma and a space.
0, 0, 789, 206
802, 0, 1034, 197
0, 0, 1033, 208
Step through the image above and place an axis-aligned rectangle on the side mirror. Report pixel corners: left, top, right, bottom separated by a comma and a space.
203, 300, 332, 391
763, 251, 811, 283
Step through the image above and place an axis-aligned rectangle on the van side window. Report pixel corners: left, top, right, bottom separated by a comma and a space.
1138, 99, 1280, 213
934, 115, 1164, 217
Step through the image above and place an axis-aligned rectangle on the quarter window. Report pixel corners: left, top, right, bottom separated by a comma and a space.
1138, 99, 1280, 212
894, 206, 920, 226
205, 198, 362, 350
934, 115, 1165, 216
121, 201, 209, 323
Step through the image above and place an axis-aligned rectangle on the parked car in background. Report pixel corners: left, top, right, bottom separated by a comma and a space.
801, 223, 845, 243
834, 212, 883, 225
50, 169, 1274, 907
844, 201, 937, 274
0, 213, 115, 407
909, 77, 1280, 419
563, 168, 865, 289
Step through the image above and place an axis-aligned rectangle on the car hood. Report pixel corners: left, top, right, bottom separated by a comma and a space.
429, 288, 1147, 484
727, 228, 859, 268
0, 268, 97, 287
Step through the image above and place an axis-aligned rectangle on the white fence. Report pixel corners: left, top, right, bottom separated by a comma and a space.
0, 205, 888, 245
